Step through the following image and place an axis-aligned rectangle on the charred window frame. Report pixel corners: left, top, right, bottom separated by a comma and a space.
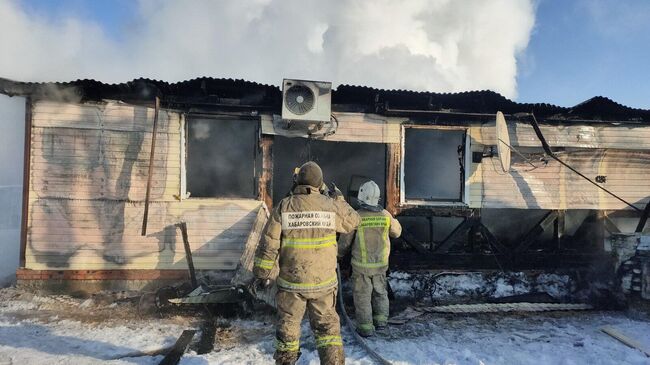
400, 125, 470, 206
272, 136, 386, 207
183, 115, 261, 199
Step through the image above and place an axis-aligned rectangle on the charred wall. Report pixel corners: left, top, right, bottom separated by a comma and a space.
272, 136, 386, 205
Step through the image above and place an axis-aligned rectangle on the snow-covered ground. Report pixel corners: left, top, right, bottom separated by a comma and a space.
0, 287, 649, 365
388, 271, 575, 302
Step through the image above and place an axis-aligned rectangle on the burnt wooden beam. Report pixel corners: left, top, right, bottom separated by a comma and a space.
555, 210, 566, 249
398, 228, 431, 256
178, 222, 198, 289
390, 251, 613, 270
19, 97, 32, 268
142, 96, 160, 236
158, 330, 197, 365
602, 215, 621, 234
259, 135, 274, 210
635, 201, 650, 232
479, 223, 509, 254
433, 218, 472, 254
397, 206, 474, 218
385, 143, 400, 216
513, 211, 558, 254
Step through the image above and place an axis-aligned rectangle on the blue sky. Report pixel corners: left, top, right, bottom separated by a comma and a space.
517, 0, 650, 108
16, 0, 650, 109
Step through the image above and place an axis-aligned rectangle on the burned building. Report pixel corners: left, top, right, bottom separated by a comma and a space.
0, 77, 649, 293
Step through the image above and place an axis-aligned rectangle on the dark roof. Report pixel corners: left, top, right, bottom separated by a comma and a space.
1, 77, 648, 123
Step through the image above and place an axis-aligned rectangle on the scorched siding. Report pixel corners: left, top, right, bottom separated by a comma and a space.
26, 100, 264, 270
469, 121, 650, 210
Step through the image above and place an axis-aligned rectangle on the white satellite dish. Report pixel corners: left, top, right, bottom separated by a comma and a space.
495, 111, 511, 173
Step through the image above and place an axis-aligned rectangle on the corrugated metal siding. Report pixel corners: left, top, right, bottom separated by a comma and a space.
27, 101, 263, 271
261, 112, 401, 143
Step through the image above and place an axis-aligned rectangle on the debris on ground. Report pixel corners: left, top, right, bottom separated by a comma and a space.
1, 286, 650, 364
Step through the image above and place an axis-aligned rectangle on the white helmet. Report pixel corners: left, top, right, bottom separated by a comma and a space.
358, 180, 381, 207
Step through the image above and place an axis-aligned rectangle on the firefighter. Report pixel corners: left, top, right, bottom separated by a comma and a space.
338, 180, 402, 337
253, 161, 361, 365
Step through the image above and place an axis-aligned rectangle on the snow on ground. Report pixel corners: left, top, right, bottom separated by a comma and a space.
1, 287, 649, 365
388, 271, 574, 302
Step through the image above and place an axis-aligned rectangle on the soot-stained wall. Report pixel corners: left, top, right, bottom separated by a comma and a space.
272, 137, 386, 206
404, 128, 465, 201
186, 117, 258, 198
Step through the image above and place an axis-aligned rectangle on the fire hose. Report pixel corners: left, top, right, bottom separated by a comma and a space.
336, 267, 593, 364
337, 265, 393, 365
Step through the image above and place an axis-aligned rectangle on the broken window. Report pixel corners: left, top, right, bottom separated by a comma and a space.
272, 137, 386, 206
186, 117, 258, 198
402, 127, 466, 203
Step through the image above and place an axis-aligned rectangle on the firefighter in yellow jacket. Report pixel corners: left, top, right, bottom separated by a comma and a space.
338, 180, 402, 337
253, 161, 361, 365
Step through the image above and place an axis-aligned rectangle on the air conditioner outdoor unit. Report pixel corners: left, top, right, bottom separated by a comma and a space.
281, 79, 332, 123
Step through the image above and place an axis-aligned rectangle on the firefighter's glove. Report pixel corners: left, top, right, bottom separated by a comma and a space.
330, 184, 344, 201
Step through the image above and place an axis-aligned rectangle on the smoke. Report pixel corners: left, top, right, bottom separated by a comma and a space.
0, 0, 535, 283
0, 0, 535, 98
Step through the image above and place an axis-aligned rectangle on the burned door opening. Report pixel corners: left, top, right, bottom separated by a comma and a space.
402, 127, 466, 203
186, 117, 259, 198
272, 136, 386, 206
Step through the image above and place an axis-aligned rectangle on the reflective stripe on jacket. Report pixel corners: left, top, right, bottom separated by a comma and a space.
253, 185, 361, 292
338, 208, 401, 276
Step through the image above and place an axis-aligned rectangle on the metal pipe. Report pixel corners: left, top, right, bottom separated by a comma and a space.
383, 107, 503, 118
141, 96, 160, 236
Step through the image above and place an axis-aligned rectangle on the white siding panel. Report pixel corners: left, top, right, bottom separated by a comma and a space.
25, 198, 263, 270
26, 101, 264, 272
261, 112, 401, 143
480, 149, 650, 209
477, 121, 650, 150
30, 101, 181, 201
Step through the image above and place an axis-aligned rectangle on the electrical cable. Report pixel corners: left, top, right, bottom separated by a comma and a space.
529, 114, 641, 212
497, 137, 540, 171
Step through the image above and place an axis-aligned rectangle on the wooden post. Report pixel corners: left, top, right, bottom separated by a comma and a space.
178, 222, 198, 289
19, 97, 32, 268
259, 135, 274, 210
385, 143, 400, 216
141, 96, 160, 236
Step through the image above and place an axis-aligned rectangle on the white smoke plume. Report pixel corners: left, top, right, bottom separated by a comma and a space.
0, 0, 535, 284
0, 0, 535, 98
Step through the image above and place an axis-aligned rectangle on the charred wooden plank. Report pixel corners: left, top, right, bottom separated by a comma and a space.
513, 211, 558, 254
178, 221, 198, 289
433, 218, 472, 254
399, 228, 430, 256
390, 251, 612, 270
158, 330, 196, 365
385, 143, 400, 216
20, 97, 32, 267
259, 136, 274, 210
142, 96, 160, 236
